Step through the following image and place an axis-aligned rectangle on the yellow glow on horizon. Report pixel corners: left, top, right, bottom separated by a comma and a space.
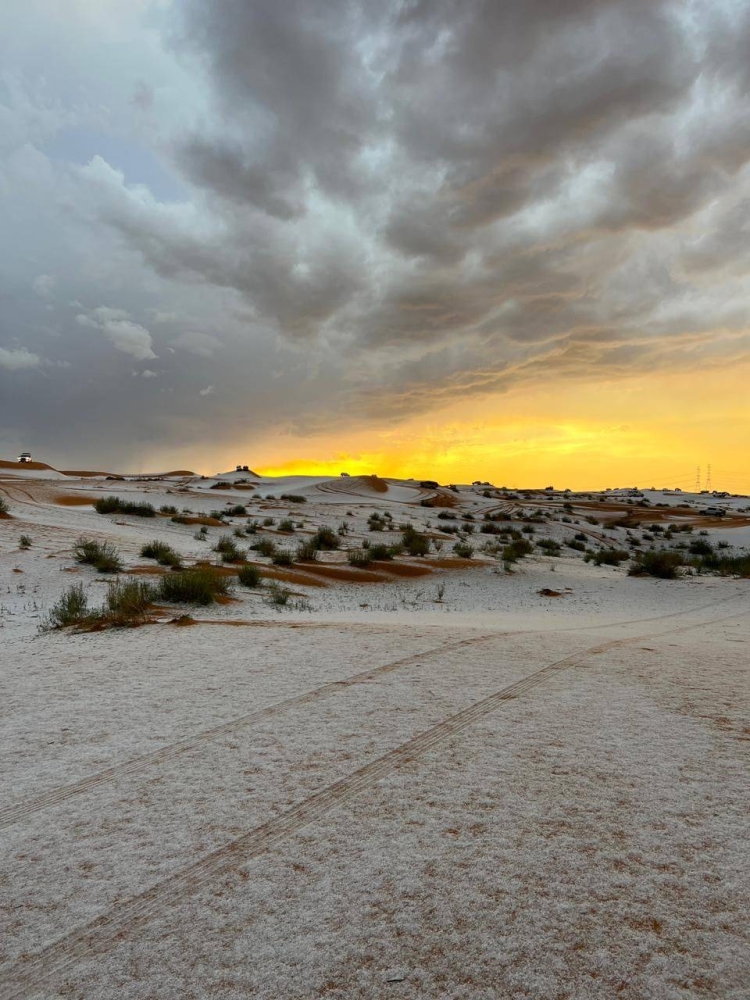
153, 361, 750, 493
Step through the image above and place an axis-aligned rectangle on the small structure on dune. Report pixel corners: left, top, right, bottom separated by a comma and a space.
18, 452, 32, 463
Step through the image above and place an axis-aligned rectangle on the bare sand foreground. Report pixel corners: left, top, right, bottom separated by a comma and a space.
1, 468, 749, 999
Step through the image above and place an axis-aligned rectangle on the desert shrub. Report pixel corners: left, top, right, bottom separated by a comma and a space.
160, 505, 179, 515
233, 527, 245, 538
0, 497, 9, 514
453, 541, 474, 558
574, 532, 587, 541
522, 524, 536, 535
158, 568, 230, 605
252, 537, 277, 558
19, 535, 32, 548
480, 522, 503, 535
227, 504, 247, 517
74, 537, 122, 573
502, 538, 534, 563
585, 516, 598, 525
245, 520, 258, 534
262, 517, 275, 526
537, 538, 561, 555
272, 548, 295, 566
94, 496, 155, 517
438, 511, 457, 520
104, 579, 156, 624
629, 550, 684, 579
237, 564, 262, 587
93, 495, 120, 514
402, 526, 430, 557
295, 538, 319, 561
171, 515, 189, 524
46, 583, 89, 628
591, 548, 629, 566
280, 494, 307, 503
367, 512, 385, 531
311, 526, 340, 550
566, 539, 586, 552
337, 520, 351, 536
214, 535, 245, 563
368, 543, 396, 561
140, 540, 182, 568
264, 581, 292, 606
689, 538, 714, 557
278, 518, 296, 533
348, 547, 374, 568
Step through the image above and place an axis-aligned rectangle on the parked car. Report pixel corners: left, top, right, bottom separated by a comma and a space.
703, 506, 727, 517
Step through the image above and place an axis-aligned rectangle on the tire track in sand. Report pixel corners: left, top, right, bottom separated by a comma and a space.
0, 632, 500, 831
3, 592, 742, 832
2, 612, 735, 999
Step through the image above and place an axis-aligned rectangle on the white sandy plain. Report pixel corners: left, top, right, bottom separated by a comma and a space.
0, 468, 748, 999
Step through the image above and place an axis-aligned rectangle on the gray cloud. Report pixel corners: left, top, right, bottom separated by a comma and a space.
2, 0, 750, 466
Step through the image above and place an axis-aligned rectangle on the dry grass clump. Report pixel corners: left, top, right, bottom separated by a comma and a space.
140, 540, 182, 568
0, 496, 10, 517
502, 538, 534, 564
272, 548, 295, 566
263, 581, 293, 606
214, 534, 246, 563
158, 567, 231, 605
251, 537, 277, 558
45, 583, 89, 628
348, 547, 374, 568
453, 541, 474, 558
102, 579, 157, 626
237, 564, 262, 588
295, 538, 319, 561
402, 526, 430, 556
74, 537, 123, 573
628, 550, 684, 579
311, 526, 339, 550
94, 495, 156, 517
588, 547, 629, 566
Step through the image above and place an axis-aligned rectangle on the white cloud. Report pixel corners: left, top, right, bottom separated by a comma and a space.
33, 274, 56, 298
141, 368, 159, 378
199, 384, 215, 396
102, 319, 156, 360
76, 305, 157, 360
169, 331, 223, 357
0, 347, 41, 370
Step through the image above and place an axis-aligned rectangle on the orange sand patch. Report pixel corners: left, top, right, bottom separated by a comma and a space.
0, 459, 54, 471
59, 470, 114, 477
0, 510, 12, 520
180, 516, 225, 526
250, 565, 328, 588
54, 494, 98, 506
363, 474, 388, 493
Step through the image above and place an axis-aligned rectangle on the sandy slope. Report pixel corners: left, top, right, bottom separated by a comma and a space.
0, 472, 748, 998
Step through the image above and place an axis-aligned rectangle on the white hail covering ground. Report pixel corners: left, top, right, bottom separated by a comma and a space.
0, 464, 748, 998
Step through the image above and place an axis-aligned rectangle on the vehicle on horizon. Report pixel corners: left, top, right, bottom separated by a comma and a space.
703, 506, 727, 517
18, 452, 32, 463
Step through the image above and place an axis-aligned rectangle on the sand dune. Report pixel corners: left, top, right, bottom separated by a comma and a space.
1, 465, 748, 998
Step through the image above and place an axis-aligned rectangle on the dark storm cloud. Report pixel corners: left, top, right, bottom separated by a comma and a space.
4, 0, 750, 464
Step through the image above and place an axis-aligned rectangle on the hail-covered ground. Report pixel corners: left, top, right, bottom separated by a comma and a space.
1, 462, 749, 999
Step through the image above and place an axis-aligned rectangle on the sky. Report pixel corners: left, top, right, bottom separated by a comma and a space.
1, 0, 749, 491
